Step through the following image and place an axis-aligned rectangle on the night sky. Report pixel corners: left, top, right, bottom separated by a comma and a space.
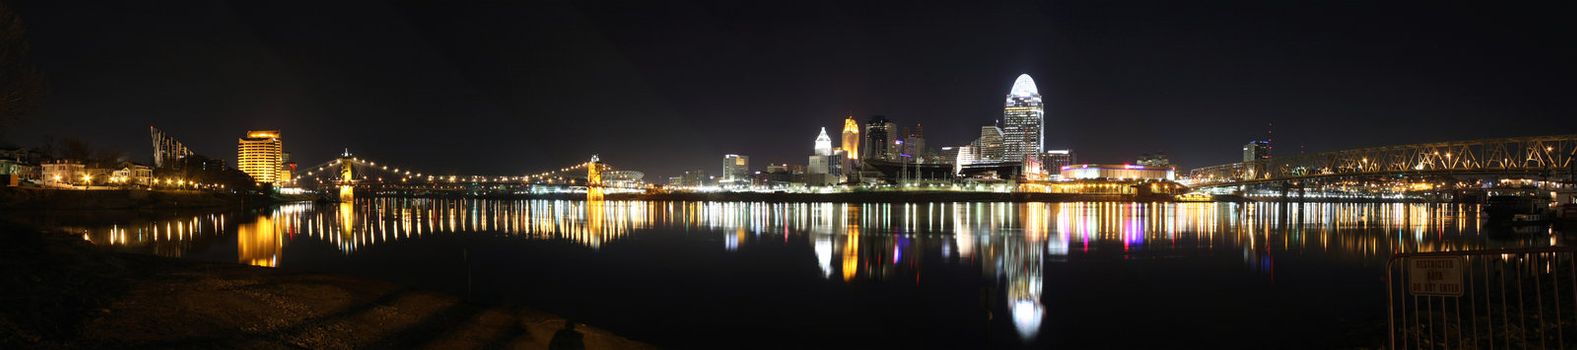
7, 0, 1575, 178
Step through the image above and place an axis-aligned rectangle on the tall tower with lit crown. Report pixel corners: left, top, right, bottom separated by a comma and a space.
814, 127, 833, 156
840, 116, 860, 160
1002, 74, 1044, 163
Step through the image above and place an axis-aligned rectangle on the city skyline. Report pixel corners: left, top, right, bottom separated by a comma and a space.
5, 2, 1577, 349
4, 1, 1575, 179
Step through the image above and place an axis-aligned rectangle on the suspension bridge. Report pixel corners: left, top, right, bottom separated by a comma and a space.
293, 151, 643, 196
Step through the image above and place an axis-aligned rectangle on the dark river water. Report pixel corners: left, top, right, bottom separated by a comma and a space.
29, 199, 1572, 348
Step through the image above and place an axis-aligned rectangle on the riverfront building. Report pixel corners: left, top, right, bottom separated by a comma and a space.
722, 154, 749, 186
238, 130, 283, 185
41, 160, 85, 187
1060, 164, 1176, 181
1002, 74, 1044, 163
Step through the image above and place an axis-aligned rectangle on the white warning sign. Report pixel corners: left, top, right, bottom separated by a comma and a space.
1408, 257, 1464, 297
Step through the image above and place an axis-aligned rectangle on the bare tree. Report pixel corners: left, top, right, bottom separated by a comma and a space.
0, 1, 45, 138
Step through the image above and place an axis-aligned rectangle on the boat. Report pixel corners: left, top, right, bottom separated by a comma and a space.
1483, 195, 1551, 226
1174, 192, 1214, 202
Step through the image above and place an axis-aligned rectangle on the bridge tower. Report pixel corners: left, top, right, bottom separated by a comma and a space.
338, 151, 355, 201
587, 155, 604, 200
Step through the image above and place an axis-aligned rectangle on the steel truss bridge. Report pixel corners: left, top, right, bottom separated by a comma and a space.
1186, 135, 1576, 191
293, 152, 639, 194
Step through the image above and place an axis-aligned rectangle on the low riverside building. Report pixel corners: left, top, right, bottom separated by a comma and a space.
0, 159, 37, 186
85, 167, 114, 186
41, 161, 85, 187
1019, 179, 1188, 196
1015, 164, 1186, 196
113, 162, 154, 187
1059, 164, 1176, 181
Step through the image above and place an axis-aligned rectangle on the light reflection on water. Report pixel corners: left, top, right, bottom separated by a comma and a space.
70, 199, 1563, 345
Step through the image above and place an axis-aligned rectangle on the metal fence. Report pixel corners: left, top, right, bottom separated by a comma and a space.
1388, 247, 1577, 349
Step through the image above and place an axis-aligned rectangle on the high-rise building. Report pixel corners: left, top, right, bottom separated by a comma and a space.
722, 154, 749, 186
863, 116, 896, 161
902, 123, 925, 160
765, 163, 802, 186
807, 153, 828, 173
1137, 152, 1170, 167
840, 116, 860, 161
976, 125, 1004, 162
149, 125, 194, 169
277, 152, 296, 187
809, 128, 840, 185
954, 145, 976, 174
237, 130, 283, 185
681, 169, 708, 187
1042, 149, 1075, 172
882, 122, 897, 159
829, 149, 847, 181
814, 127, 833, 156
1243, 140, 1271, 162
808, 154, 829, 179
1001, 74, 1045, 163
938, 147, 961, 165
807, 151, 847, 186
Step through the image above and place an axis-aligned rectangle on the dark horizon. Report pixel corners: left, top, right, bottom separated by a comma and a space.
5, 0, 1575, 178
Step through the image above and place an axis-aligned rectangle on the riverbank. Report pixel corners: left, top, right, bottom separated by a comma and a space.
0, 188, 317, 210
0, 188, 248, 210
0, 222, 651, 349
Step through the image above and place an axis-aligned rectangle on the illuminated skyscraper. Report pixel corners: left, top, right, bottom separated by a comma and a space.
237, 130, 283, 185
1002, 74, 1044, 163
149, 125, 194, 168
809, 127, 836, 185
840, 116, 860, 160
814, 127, 833, 156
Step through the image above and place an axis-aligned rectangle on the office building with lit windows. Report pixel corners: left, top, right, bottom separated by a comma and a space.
864, 116, 896, 161
1243, 140, 1271, 162
1002, 74, 1044, 163
238, 130, 283, 185
722, 154, 749, 186
976, 125, 1005, 162
1042, 150, 1075, 173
